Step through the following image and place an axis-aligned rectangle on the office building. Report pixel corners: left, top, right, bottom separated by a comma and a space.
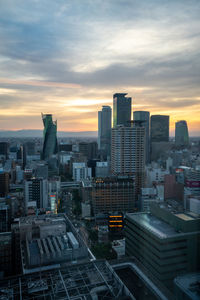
133, 111, 150, 163
35, 162, 48, 179
15, 165, 24, 183
98, 105, 112, 157
59, 143, 72, 152
0, 232, 12, 278
113, 93, 132, 127
72, 162, 92, 181
92, 177, 135, 215
185, 169, 200, 196
0, 171, 9, 197
0, 201, 11, 232
24, 178, 48, 210
150, 115, 169, 142
125, 202, 200, 288
175, 120, 189, 147
146, 167, 169, 187
79, 142, 97, 160
0, 142, 9, 159
139, 187, 158, 212
108, 214, 124, 232
25, 141, 36, 155
95, 161, 109, 178
42, 113, 58, 160
164, 174, 184, 203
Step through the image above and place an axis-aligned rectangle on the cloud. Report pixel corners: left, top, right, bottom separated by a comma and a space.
0, 78, 81, 89
0, 0, 199, 134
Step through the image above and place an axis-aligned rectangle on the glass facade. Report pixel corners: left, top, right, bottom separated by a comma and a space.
150, 115, 169, 142
42, 113, 58, 160
113, 93, 132, 128
175, 120, 189, 147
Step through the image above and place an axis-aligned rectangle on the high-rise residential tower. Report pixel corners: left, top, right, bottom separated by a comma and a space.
42, 113, 58, 161
111, 122, 145, 177
113, 93, 132, 128
133, 111, 150, 164
98, 106, 112, 157
150, 115, 169, 142
175, 120, 189, 147
111, 122, 146, 204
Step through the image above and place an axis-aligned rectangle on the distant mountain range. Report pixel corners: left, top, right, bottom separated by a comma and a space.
0, 130, 98, 138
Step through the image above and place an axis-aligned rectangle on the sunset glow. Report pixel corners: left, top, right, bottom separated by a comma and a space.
0, 1, 199, 135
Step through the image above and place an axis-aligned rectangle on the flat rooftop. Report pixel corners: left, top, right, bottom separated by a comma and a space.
0, 260, 133, 299
175, 213, 194, 221
174, 273, 200, 300
19, 214, 66, 225
126, 213, 179, 239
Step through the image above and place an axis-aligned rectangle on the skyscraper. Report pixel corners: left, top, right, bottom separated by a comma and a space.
175, 120, 189, 147
111, 122, 146, 204
42, 113, 58, 160
111, 123, 145, 177
150, 115, 169, 142
113, 93, 132, 128
98, 106, 112, 157
133, 111, 150, 163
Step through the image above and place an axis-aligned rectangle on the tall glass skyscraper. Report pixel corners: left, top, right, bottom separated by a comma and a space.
98, 106, 112, 157
42, 113, 58, 160
150, 115, 169, 142
133, 111, 150, 163
113, 93, 132, 128
175, 120, 189, 147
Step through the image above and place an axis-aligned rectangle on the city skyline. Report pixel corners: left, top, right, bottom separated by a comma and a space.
0, 1, 200, 136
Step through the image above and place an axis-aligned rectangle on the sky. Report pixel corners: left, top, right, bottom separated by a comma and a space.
0, 0, 199, 136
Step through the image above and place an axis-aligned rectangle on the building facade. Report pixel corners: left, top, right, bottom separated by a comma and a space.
175, 120, 189, 147
92, 177, 135, 215
24, 178, 48, 210
125, 203, 200, 288
111, 124, 145, 176
113, 93, 132, 128
98, 105, 112, 158
133, 111, 150, 163
42, 113, 58, 161
150, 115, 169, 142
0, 171, 9, 197
72, 162, 92, 182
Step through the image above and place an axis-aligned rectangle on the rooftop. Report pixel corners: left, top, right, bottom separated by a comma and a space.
175, 213, 194, 221
0, 260, 133, 299
126, 213, 180, 239
19, 214, 66, 225
174, 273, 200, 300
